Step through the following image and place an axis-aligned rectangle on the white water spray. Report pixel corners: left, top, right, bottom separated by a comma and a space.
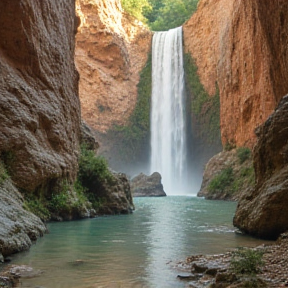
150, 27, 188, 195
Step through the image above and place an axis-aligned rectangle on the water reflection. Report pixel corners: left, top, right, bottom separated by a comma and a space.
11, 197, 272, 288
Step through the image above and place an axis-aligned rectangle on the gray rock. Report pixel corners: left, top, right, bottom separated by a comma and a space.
0, 179, 47, 257
130, 172, 166, 197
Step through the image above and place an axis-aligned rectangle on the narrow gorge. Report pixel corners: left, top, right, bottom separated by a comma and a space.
0, 0, 288, 287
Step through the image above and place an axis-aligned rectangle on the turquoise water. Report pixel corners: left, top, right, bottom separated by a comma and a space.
12, 197, 269, 288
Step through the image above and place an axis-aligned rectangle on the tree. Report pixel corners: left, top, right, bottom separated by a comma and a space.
121, 0, 199, 31
121, 0, 151, 22
143, 0, 199, 31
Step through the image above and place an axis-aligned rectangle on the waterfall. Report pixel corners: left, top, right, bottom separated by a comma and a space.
150, 26, 188, 195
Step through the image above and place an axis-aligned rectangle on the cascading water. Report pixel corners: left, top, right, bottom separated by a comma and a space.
150, 26, 188, 195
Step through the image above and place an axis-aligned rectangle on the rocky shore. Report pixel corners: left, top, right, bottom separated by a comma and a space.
176, 232, 288, 287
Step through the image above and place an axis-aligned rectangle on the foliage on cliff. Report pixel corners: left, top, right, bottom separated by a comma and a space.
198, 148, 255, 201
107, 53, 152, 171
121, 0, 199, 31
184, 53, 221, 146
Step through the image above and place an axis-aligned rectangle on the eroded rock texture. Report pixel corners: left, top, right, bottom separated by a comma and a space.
234, 95, 288, 239
0, 0, 79, 255
0, 0, 80, 194
183, 0, 288, 147
75, 0, 152, 132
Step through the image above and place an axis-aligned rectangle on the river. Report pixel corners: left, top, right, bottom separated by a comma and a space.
11, 197, 268, 288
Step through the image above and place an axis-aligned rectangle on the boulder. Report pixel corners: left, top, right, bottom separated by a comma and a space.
94, 171, 135, 215
234, 95, 288, 239
130, 172, 166, 197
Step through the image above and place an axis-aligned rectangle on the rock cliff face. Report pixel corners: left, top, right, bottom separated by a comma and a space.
234, 95, 288, 239
75, 0, 152, 132
0, 0, 80, 194
183, 0, 288, 147
0, 0, 80, 255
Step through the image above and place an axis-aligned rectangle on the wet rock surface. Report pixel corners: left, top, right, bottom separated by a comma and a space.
234, 95, 288, 239
130, 172, 166, 197
176, 233, 288, 287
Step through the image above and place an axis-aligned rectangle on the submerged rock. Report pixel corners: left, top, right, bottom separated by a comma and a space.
130, 172, 166, 197
234, 95, 288, 239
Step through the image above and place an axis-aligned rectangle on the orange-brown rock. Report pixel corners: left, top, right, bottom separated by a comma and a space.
75, 0, 152, 132
183, 0, 288, 148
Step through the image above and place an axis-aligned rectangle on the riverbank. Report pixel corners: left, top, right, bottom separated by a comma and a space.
177, 232, 288, 287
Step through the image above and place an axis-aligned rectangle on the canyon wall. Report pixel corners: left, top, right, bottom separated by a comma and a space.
234, 95, 288, 239
75, 0, 152, 133
0, 0, 80, 194
183, 0, 288, 148
0, 0, 80, 255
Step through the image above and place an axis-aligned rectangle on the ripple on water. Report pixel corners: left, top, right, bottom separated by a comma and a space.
12, 197, 271, 288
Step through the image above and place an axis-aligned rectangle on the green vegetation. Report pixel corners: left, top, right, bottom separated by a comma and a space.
237, 147, 251, 164
232, 167, 255, 192
121, 0, 199, 31
22, 145, 113, 219
108, 53, 152, 164
77, 144, 113, 211
230, 248, 264, 275
208, 167, 234, 195
121, 0, 151, 22
224, 141, 236, 151
78, 145, 113, 191
0, 161, 9, 186
184, 53, 221, 145
145, 0, 199, 31
24, 197, 50, 221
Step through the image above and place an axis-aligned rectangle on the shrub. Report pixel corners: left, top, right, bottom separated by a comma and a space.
208, 167, 233, 194
24, 197, 50, 221
230, 248, 264, 275
49, 191, 70, 213
237, 147, 251, 164
78, 145, 113, 192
